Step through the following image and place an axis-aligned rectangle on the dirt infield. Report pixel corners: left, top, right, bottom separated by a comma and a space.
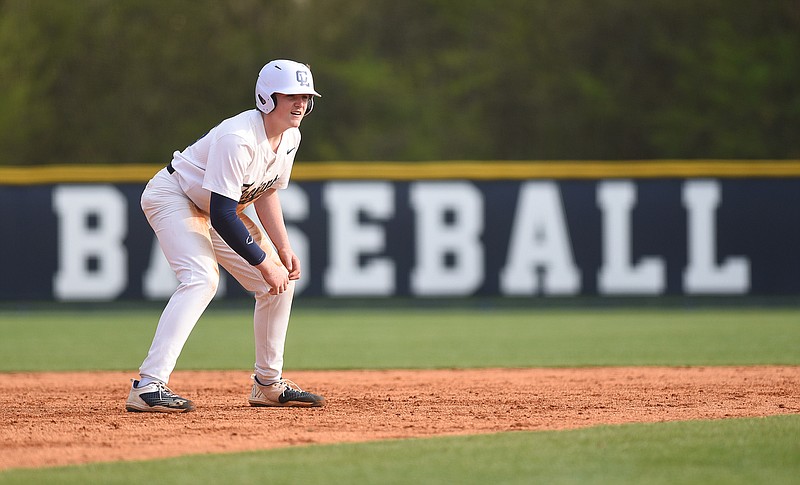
1, 366, 798, 470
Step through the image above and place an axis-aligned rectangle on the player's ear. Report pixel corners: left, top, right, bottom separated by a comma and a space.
257, 94, 275, 113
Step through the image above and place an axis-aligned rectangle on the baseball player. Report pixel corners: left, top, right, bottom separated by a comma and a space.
125, 59, 324, 413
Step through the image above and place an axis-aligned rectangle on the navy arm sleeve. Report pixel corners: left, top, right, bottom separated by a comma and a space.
209, 192, 267, 266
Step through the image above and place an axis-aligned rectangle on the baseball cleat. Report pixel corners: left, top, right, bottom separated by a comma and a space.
249, 375, 325, 407
125, 379, 195, 413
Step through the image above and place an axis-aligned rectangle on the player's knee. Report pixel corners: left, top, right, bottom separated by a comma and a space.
177, 268, 220, 300
203, 273, 220, 296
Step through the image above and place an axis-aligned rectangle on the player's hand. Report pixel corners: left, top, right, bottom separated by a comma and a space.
256, 259, 290, 295
278, 248, 301, 281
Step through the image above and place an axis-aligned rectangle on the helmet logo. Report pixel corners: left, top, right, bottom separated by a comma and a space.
296, 70, 310, 87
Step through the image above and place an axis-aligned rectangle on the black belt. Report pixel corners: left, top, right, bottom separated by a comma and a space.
166, 162, 175, 174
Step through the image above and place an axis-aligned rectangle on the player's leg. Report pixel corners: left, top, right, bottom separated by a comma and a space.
211, 215, 290, 383
212, 213, 324, 407
127, 170, 219, 412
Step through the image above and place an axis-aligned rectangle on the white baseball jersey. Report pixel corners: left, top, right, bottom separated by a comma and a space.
170, 109, 300, 213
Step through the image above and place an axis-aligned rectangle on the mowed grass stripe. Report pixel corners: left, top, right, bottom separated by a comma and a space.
1, 415, 798, 484
0, 307, 797, 371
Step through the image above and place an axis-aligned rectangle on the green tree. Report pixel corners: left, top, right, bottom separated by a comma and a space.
0, 0, 798, 164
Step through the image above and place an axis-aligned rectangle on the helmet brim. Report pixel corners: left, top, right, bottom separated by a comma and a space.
275, 89, 322, 97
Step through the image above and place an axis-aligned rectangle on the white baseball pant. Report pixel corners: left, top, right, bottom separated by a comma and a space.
138, 168, 293, 385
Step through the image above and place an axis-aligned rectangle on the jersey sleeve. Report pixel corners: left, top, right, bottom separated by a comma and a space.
202, 134, 253, 201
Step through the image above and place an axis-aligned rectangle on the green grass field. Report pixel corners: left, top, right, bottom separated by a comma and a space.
0, 305, 798, 484
0, 306, 798, 371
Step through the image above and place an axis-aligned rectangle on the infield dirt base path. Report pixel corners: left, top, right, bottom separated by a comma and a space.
1, 366, 798, 471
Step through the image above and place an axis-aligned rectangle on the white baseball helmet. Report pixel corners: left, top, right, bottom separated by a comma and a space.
255, 59, 321, 115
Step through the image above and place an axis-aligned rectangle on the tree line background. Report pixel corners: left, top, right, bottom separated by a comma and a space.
1, 0, 798, 165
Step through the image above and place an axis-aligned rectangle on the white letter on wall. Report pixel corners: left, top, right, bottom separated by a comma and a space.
597, 181, 665, 294
683, 180, 750, 294
410, 182, 484, 295
323, 182, 395, 295
53, 185, 127, 300
500, 181, 581, 295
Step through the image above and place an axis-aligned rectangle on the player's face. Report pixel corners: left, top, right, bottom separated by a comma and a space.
273, 93, 312, 128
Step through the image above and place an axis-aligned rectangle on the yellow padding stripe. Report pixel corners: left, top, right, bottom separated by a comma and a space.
1, 160, 799, 185
294, 160, 800, 180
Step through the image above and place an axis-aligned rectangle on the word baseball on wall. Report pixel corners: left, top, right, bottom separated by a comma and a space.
1, 162, 799, 300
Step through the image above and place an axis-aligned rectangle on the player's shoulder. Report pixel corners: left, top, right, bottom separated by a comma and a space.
213, 110, 261, 142
219, 109, 261, 131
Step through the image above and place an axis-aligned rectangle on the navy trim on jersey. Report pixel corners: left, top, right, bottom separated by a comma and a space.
209, 192, 266, 266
